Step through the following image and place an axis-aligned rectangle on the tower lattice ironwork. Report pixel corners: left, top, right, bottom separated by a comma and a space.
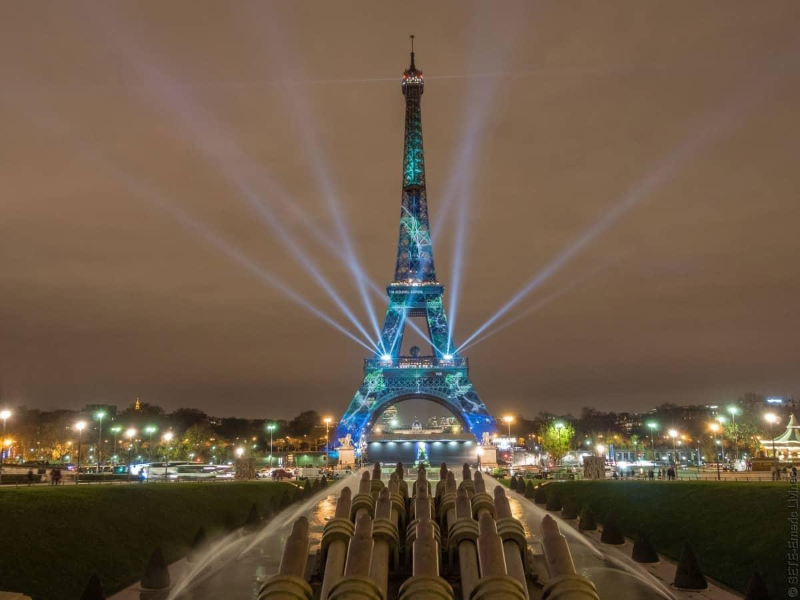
334, 44, 496, 450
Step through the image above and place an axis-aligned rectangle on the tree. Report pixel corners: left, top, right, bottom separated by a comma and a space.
539, 421, 575, 464
169, 408, 209, 432
287, 411, 322, 437
182, 424, 215, 460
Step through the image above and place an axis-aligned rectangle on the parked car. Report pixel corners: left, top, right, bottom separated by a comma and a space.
296, 468, 324, 481
267, 468, 294, 480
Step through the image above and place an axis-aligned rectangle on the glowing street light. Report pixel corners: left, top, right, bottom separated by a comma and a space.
74, 421, 87, 485
161, 432, 174, 482
668, 429, 679, 465
324, 417, 332, 462
0, 409, 11, 485
502, 415, 514, 439
727, 405, 740, 462
144, 426, 157, 462
708, 422, 721, 480
109, 425, 122, 464
595, 443, 606, 457
236, 447, 245, 458
646, 421, 658, 462
764, 413, 780, 472
95, 411, 106, 474
266, 423, 276, 467
125, 428, 137, 484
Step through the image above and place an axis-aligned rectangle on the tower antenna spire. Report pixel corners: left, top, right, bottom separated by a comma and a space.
409, 34, 416, 69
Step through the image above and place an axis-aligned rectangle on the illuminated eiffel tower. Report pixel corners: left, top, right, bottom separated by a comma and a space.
334, 42, 496, 450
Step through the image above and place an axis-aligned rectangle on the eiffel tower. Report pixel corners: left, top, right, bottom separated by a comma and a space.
334, 43, 496, 451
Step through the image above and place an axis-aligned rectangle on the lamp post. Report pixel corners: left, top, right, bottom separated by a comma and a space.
715, 416, 727, 464
323, 418, 332, 465
554, 421, 565, 465
709, 423, 721, 481
502, 415, 514, 440
266, 424, 276, 468
646, 422, 658, 463
236, 447, 245, 459
162, 432, 173, 482
125, 428, 136, 483
0, 409, 11, 485
668, 429, 678, 466
110, 425, 122, 464
95, 411, 105, 474
144, 426, 157, 462
74, 421, 87, 485
727, 406, 740, 462
765, 413, 779, 478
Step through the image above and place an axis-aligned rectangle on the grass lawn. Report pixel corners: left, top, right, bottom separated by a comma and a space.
0, 481, 297, 600
506, 479, 784, 596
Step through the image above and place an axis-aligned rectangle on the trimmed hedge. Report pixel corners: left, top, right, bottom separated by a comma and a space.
0, 481, 296, 600
515, 480, 783, 597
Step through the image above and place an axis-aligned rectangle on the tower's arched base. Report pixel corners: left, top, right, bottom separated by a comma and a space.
333, 367, 495, 455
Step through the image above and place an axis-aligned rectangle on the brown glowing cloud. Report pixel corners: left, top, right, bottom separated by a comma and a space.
0, 1, 798, 417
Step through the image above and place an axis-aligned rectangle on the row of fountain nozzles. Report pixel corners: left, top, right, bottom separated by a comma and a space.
258, 462, 600, 600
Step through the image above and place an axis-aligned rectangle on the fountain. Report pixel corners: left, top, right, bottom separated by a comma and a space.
128, 467, 737, 600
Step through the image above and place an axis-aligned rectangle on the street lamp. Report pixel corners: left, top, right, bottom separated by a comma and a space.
714, 415, 727, 463
161, 432, 174, 482
266, 423, 276, 468
95, 411, 106, 474
502, 415, 514, 439
0, 409, 11, 485
125, 428, 136, 483
144, 426, 157, 462
595, 443, 605, 458
646, 421, 658, 463
74, 421, 87, 485
668, 429, 678, 465
324, 418, 332, 464
765, 413, 780, 477
709, 422, 721, 480
727, 406, 740, 463
236, 447, 245, 459
110, 425, 122, 464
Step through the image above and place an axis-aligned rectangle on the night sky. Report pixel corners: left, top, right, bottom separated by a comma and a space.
1, 2, 798, 418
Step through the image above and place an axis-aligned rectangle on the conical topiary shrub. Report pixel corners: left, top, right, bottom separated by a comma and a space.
81, 573, 105, 600
320, 475, 329, 488
280, 489, 293, 509
534, 484, 547, 505
224, 514, 239, 533
303, 478, 313, 495
674, 542, 708, 590
743, 571, 770, 600
600, 512, 625, 545
578, 504, 597, 531
141, 547, 171, 590
269, 496, 281, 516
545, 489, 562, 511
509, 475, 518, 491
632, 531, 659, 563
524, 480, 536, 498
187, 526, 207, 563
294, 485, 305, 503
244, 504, 261, 532
561, 500, 578, 520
